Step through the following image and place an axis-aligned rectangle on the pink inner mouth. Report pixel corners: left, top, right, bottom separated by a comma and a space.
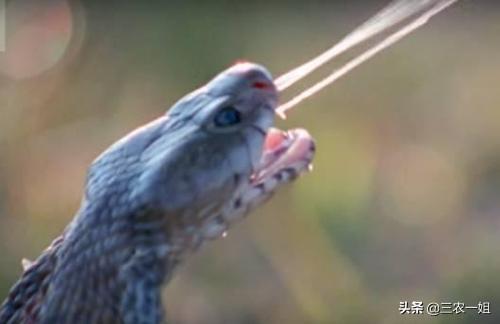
252, 127, 315, 183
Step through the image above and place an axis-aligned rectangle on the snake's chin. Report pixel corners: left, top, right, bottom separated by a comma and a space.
252, 127, 315, 184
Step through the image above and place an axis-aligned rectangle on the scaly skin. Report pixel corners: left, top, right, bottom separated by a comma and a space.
0, 63, 315, 324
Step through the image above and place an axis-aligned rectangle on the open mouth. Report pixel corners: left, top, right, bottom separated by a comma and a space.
252, 127, 315, 184
199, 127, 315, 241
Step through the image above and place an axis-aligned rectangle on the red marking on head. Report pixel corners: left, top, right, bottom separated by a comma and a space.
252, 81, 272, 89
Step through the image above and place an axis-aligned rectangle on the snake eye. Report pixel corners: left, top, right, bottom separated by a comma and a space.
214, 107, 241, 127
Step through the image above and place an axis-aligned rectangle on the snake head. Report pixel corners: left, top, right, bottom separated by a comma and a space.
154, 62, 315, 243
88, 62, 315, 250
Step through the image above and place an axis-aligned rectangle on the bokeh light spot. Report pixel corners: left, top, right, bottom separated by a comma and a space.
0, 0, 80, 79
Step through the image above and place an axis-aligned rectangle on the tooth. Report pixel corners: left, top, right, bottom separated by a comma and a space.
307, 164, 314, 172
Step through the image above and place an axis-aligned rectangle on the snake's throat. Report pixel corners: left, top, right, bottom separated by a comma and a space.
252, 127, 315, 183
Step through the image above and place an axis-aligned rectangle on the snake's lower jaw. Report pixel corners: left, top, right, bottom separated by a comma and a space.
235, 127, 315, 213
254, 127, 315, 184
199, 128, 314, 241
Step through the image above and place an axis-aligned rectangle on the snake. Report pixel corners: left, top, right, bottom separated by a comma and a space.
0, 62, 315, 323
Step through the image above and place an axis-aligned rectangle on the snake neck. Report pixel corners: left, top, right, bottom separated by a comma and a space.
1, 201, 186, 323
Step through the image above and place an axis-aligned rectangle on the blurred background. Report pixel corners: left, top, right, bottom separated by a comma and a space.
0, 0, 499, 323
